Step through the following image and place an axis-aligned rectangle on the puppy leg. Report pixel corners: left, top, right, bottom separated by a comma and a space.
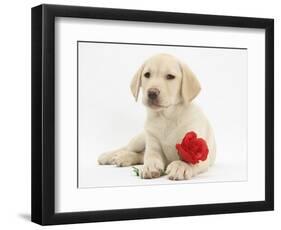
166, 141, 215, 180
113, 150, 144, 167
165, 160, 193, 180
140, 134, 166, 179
166, 157, 211, 180
97, 147, 125, 165
98, 132, 145, 166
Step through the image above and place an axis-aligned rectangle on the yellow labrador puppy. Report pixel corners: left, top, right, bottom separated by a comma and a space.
98, 54, 216, 180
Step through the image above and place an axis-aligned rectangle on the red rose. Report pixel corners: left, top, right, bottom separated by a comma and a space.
176, 131, 209, 165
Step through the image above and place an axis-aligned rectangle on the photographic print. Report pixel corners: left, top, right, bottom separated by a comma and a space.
32, 4, 273, 225
78, 41, 248, 188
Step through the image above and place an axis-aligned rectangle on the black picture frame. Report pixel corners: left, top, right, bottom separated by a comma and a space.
31, 4, 274, 225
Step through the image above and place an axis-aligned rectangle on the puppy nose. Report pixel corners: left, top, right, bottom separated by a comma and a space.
148, 88, 160, 100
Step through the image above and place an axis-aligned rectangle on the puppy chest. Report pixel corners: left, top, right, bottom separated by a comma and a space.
158, 131, 179, 160
145, 117, 186, 161
151, 124, 182, 162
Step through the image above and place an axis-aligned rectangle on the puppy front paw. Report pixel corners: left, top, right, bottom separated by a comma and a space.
165, 160, 193, 180
140, 158, 165, 179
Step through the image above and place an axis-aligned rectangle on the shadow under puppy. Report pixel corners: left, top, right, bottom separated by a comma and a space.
98, 53, 216, 180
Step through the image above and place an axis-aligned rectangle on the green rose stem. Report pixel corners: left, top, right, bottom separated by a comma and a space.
132, 166, 140, 176
132, 166, 165, 177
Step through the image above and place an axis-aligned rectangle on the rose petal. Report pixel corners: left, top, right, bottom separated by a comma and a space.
176, 131, 209, 165
182, 131, 197, 146
176, 144, 196, 164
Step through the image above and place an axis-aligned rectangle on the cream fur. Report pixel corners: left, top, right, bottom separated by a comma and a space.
98, 54, 216, 180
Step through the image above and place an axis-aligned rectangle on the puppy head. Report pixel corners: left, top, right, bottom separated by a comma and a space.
130, 53, 201, 111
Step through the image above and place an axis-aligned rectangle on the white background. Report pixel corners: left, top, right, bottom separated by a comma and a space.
56, 18, 264, 212
0, 0, 279, 229
78, 42, 248, 188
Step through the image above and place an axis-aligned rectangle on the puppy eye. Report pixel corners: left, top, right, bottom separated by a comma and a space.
166, 74, 175, 80
144, 72, 150, 78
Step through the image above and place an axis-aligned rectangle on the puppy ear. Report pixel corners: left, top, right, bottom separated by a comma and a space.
130, 64, 144, 101
180, 62, 201, 102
